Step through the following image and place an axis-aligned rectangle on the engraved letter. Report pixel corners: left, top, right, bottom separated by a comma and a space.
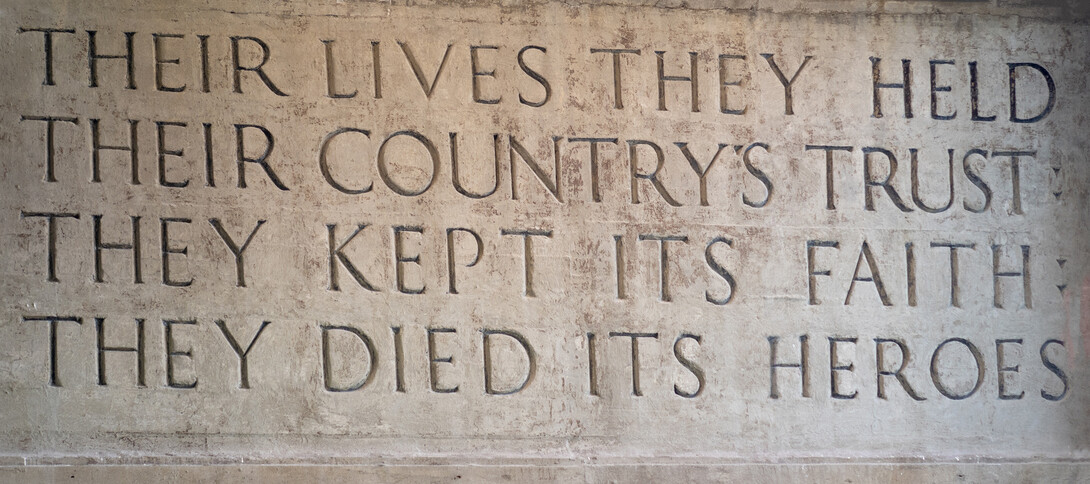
1040, 339, 1068, 401
639, 234, 689, 302
18, 27, 75, 86
509, 135, 563, 202
909, 148, 954, 213
210, 218, 266, 288
517, 45, 551, 107
673, 334, 705, 398
996, 338, 1023, 400
399, 42, 452, 98
1009, 63, 1055, 123
153, 33, 186, 92
90, 118, 140, 184
609, 332, 659, 396
930, 338, 985, 400
991, 150, 1033, 215
590, 48, 640, 109
929, 59, 955, 120
450, 133, 500, 199
163, 319, 197, 389
845, 241, 892, 306
992, 244, 1031, 309
806, 240, 839, 305
805, 145, 852, 210
862, 147, 913, 212
393, 226, 425, 295
87, 30, 135, 89
482, 329, 536, 395
321, 39, 357, 99
446, 227, 483, 294
500, 229, 553, 297
427, 327, 458, 393
21, 115, 79, 182
160, 217, 193, 287
718, 54, 746, 115
93, 214, 143, 284
470, 45, 501, 105
768, 335, 810, 398
319, 127, 373, 194
321, 325, 378, 392
656, 51, 699, 112
156, 121, 190, 188
742, 142, 773, 208
21, 211, 79, 282
568, 137, 618, 202
969, 62, 997, 122
230, 36, 288, 96
628, 140, 682, 206
96, 317, 146, 387
930, 242, 975, 307
875, 338, 926, 400
675, 142, 729, 206
327, 223, 379, 292
234, 124, 289, 190
962, 148, 992, 213
23, 315, 82, 387
378, 130, 440, 197
215, 319, 271, 389
761, 54, 812, 115
704, 236, 736, 306
829, 337, 858, 399
871, 57, 911, 118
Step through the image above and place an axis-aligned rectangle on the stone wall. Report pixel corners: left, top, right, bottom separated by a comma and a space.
1, 0, 1087, 481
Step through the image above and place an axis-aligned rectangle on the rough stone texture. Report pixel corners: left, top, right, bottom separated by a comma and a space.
0, 0, 1087, 480
2, 463, 1089, 483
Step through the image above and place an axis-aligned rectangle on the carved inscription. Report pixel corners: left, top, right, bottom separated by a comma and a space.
1, 7, 1085, 456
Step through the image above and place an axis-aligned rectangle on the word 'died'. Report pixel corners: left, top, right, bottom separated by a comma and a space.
318, 324, 538, 396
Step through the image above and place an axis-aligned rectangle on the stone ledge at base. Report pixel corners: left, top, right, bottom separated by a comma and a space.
1, 462, 1088, 483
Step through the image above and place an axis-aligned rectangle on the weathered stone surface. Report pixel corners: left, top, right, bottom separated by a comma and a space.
1, 0, 1087, 479
2, 462, 1090, 483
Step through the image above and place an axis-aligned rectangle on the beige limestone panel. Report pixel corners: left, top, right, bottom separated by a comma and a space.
0, 0, 1087, 478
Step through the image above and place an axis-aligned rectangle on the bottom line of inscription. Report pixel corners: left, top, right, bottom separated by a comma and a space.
18, 315, 1070, 402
